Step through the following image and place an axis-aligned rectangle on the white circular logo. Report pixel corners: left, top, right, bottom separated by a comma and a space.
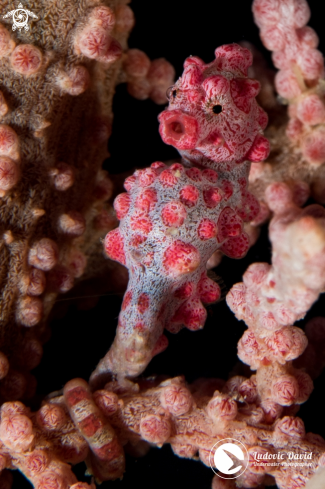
3, 3, 38, 32
209, 438, 249, 479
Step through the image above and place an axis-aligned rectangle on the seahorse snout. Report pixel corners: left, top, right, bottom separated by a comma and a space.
158, 109, 199, 150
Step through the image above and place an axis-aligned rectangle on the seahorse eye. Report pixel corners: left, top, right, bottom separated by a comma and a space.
212, 104, 223, 114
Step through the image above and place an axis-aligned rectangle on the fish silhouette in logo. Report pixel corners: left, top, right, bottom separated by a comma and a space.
214, 442, 245, 475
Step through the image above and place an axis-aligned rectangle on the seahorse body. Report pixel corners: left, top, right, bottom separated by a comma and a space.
92, 44, 270, 382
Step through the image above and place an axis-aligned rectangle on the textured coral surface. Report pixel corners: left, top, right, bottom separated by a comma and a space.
0, 0, 134, 404
1, 0, 325, 488
3, 375, 325, 489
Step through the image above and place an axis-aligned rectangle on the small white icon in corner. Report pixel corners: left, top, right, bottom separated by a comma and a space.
3, 3, 38, 32
210, 438, 249, 479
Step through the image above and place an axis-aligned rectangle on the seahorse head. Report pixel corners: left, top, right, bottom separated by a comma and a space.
158, 43, 270, 169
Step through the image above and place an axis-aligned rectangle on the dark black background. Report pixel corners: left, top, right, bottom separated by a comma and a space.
14, 1, 325, 487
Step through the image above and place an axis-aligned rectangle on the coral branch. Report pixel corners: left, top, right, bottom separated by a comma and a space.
227, 182, 325, 414
249, 0, 325, 219
0, 0, 136, 401
2, 377, 325, 489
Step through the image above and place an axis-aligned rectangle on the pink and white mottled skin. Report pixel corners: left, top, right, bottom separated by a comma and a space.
92, 44, 270, 384
227, 181, 325, 411
159, 43, 269, 170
